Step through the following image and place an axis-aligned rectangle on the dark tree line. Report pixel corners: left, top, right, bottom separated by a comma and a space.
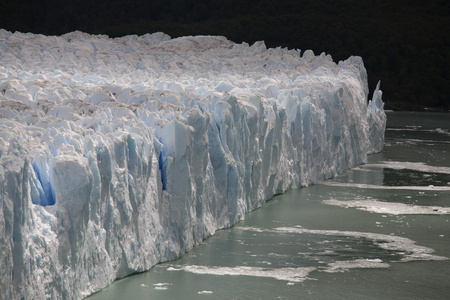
1, 0, 449, 111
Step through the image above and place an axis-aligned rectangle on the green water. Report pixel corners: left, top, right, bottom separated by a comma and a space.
87, 112, 450, 299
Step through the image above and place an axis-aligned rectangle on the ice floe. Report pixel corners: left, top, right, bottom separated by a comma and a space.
321, 182, 450, 191
323, 199, 449, 215
323, 259, 390, 273
181, 265, 316, 283
239, 226, 448, 262
174, 226, 447, 283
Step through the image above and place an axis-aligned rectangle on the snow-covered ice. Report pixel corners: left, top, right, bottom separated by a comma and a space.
0, 29, 386, 299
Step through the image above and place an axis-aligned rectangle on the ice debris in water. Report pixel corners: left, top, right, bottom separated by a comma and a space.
182, 265, 316, 283
323, 199, 450, 215
0, 29, 386, 299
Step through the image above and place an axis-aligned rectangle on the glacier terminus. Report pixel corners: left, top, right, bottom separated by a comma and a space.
0, 30, 386, 299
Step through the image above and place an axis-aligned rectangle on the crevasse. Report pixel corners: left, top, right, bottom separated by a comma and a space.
0, 30, 386, 299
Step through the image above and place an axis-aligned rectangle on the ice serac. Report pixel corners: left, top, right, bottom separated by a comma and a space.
0, 30, 386, 299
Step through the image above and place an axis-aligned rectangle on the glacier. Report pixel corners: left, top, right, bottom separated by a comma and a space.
0, 29, 386, 299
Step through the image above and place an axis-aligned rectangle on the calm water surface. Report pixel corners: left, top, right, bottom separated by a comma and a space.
88, 112, 450, 299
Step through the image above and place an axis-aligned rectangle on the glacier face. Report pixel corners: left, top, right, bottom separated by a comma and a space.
0, 30, 386, 299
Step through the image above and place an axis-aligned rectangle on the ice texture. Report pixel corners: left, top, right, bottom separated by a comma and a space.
0, 30, 386, 299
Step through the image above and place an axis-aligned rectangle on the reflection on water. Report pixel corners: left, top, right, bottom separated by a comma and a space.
87, 112, 450, 300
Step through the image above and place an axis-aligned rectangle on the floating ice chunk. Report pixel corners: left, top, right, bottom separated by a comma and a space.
182, 265, 316, 283
198, 290, 213, 294
323, 259, 390, 273
153, 282, 171, 290
323, 199, 450, 215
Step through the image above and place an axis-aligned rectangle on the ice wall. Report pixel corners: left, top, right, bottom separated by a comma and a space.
0, 30, 386, 299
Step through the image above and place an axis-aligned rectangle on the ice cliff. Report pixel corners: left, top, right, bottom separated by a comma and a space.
0, 30, 386, 299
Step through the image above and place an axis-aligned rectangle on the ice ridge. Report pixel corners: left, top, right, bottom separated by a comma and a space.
0, 30, 386, 299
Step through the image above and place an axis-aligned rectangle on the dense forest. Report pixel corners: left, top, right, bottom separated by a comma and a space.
1, 0, 449, 111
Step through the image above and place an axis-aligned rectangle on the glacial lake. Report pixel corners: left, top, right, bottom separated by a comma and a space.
87, 112, 450, 299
